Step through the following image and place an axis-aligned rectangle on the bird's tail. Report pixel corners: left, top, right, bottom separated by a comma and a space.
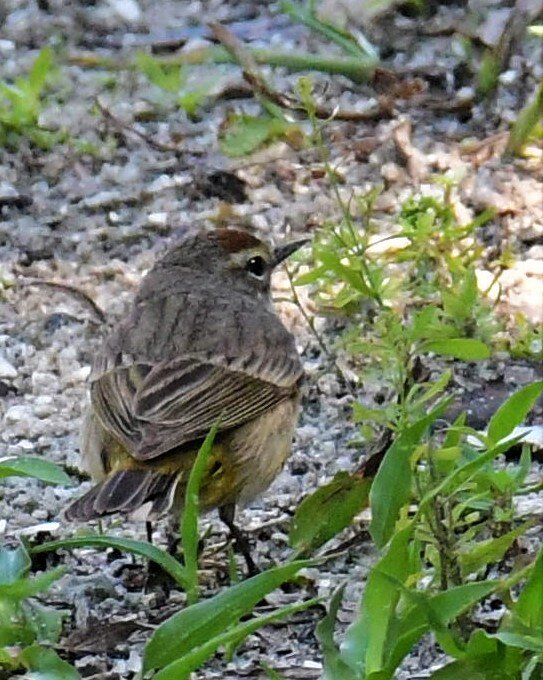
64, 469, 179, 521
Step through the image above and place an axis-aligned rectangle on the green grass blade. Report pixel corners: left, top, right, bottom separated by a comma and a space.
0, 456, 73, 486
143, 559, 315, 673
153, 597, 320, 679
181, 422, 219, 605
30, 535, 188, 589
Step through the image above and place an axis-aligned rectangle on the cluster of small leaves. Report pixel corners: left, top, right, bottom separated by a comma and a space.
0, 47, 64, 149
135, 52, 222, 118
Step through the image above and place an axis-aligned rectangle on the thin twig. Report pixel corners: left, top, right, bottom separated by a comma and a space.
95, 97, 193, 154
19, 278, 107, 324
284, 264, 357, 399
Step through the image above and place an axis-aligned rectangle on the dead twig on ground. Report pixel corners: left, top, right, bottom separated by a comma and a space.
19, 278, 107, 325
95, 98, 191, 154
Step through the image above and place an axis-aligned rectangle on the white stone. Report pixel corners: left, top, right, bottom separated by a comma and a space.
4, 405, 31, 423
33, 395, 55, 419
105, 0, 142, 22
147, 212, 168, 227
0, 356, 17, 379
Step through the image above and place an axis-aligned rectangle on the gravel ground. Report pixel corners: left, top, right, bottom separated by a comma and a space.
1, 1, 542, 678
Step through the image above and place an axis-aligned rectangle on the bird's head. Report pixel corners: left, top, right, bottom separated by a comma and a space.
157, 228, 310, 296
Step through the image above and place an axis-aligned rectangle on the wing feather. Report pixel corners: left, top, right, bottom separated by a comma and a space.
91, 353, 301, 461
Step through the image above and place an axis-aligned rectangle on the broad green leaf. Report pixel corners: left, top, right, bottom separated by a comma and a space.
19, 643, 81, 679
31, 535, 188, 589
341, 525, 413, 676
459, 521, 534, 577
494, 632, 543, 653
422, 338, 491, 361
378, 575, 497, 660
143, 559, 313, 672
0, 623, 35, 646
0, 544, 31, 584
429, 653, 515, 679
180, 423, 218, 605
370, 399, 450, 547
487, 381, 543, 445
430, 581, 497, 625
153, 597, 319, 679
391, 581, 498, 651
23, 600, 67, 644
506, 544, 543, 633
0, 456, 72, 485
316, 586, 357, 680
289, 472, 371, 555
0, 566, 65, 599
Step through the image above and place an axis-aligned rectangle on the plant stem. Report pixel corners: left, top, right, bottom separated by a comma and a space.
69, 47, 377, 83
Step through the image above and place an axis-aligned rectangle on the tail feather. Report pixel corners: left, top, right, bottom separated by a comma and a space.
64, 469, 179, 521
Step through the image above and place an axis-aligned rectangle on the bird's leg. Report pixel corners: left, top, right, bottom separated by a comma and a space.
146, 521, 154, 544
219, 503, 258, 576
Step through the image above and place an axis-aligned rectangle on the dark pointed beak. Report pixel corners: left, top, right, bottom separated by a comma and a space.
272, 238, 311, 268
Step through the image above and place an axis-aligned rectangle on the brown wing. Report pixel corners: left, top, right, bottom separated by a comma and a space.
90, 351, 302, 461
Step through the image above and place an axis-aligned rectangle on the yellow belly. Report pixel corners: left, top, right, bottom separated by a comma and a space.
80, 395, 300, 515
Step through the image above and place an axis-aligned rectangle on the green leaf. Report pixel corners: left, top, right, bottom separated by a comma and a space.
422, 338, 491, 361
293, 265, 329, 286
143, 559, 314, 672
316, 585, 357, 680
487, 381, 543, 445
429, 653, 516, 679
0, 623, 35, 647
180, 423, 218, 605
0, 566, 65, 599
341, 525, 413, 676
494, 632, 543, 653
219, 114, 290, 157
19, 643, 81, 679
370, 399, 450, 547
459, 521, 533, 577
134, 52, 183, 92
352, 402, 390, 425
22, 600, 67, 644
261, 662, 286, 679
31, 535, 188, 590
316, 248, 371, 296
419, 434, 526, 511
506, 543, 543, 633
0, 544, 31, 584
508, 80, 543, 154
28, 47, 53, 94
377, 575, 497, 661
0, 456, 73, 485
289, 472, 371, 555
153, 597, 319, 680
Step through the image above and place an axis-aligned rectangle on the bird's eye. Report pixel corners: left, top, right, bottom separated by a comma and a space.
245, 255, 267, 278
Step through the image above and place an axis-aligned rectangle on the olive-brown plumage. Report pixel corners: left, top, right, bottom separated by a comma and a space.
65, 229, 307, 527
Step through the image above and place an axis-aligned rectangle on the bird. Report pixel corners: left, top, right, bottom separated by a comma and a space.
65, 228, 308, 571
